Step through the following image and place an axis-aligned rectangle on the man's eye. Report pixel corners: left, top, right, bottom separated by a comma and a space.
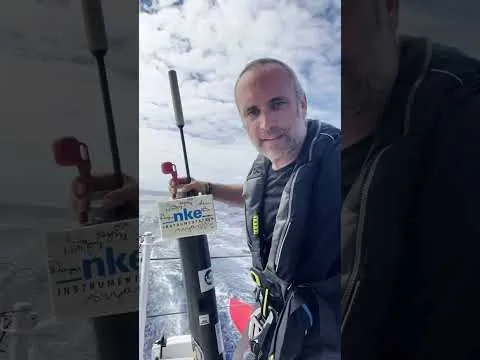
247, 108, 260, 117
271, 101, 287, 110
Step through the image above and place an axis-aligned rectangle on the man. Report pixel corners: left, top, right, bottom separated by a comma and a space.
341, 0, 480, 359
71, 59, 341, 359
170, 58, 341, 359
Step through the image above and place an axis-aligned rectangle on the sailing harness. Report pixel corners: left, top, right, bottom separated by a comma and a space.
241, 120, 332, 360
246, 267, 314, 360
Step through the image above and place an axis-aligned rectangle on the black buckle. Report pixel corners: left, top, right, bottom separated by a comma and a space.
250, 269, 276, 319
248, 307, 276, 357
250, 267, 291, 316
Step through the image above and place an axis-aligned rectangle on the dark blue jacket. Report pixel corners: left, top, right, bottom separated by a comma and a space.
243, 119, 341, 359
342, 35, 480, 360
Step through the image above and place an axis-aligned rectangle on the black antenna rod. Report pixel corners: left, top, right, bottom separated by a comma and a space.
168, 70, 192, 183
166, 69, 224, 360
81, 0, 123, 188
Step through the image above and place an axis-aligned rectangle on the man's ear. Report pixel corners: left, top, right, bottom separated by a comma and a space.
300, 94, 308, 118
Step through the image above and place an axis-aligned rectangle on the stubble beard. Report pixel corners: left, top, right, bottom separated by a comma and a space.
261, 119, 306, 169
341, 55, 398, 149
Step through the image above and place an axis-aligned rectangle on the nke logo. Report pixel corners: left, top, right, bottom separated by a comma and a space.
82, 247, 139, 280
173, 208, 204, 222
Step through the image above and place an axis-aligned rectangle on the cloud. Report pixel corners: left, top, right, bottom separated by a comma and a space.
0, 0, 341, 205
139, 0, 341, 191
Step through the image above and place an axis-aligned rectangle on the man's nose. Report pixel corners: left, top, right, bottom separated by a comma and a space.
258, 110, 275, 132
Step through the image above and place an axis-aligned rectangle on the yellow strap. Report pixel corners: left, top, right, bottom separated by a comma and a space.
250, 270, 261, 286
261, 288, 270, 318
250, 269, 270, 318
252, 214, 259, 236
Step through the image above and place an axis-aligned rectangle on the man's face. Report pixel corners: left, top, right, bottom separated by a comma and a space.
235, 64, 307, 166
342, 0, 399, 116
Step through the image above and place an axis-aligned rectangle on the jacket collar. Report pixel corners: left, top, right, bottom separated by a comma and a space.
373, 35, 432, 149
246, 119, 320, 180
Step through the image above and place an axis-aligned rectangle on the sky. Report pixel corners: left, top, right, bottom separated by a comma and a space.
0, 0, 479, 206
139, 0, 341, 191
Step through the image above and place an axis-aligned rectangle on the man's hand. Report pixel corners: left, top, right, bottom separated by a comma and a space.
168, 178, 245, 206
71, 173, 138, 224
168, 177, 209, 199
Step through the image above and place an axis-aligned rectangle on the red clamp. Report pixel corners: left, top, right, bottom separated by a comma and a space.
161, 161, 178, 185
53, 137, 92, 222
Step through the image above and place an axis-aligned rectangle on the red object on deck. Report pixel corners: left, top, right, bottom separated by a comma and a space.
229, 298, 254, 334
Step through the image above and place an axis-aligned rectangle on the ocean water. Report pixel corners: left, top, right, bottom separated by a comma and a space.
0, 196, 254, 360
0, 203, 97, 360
140, 193, 254, 360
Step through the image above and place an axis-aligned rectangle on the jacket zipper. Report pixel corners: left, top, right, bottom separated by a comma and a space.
340, 38, 430, 334
274, 166, 302, 271
274, 125, 324, 271
341, 145, 391, 332
244, 204, 253, 248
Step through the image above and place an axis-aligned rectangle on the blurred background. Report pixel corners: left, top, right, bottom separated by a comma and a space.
2, 0, 478, 359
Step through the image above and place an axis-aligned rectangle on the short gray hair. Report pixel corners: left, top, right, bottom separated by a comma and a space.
234, 58, 305, 102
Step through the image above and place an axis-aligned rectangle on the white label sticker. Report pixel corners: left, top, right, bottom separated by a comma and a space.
158, 194, 217, 239
198, 267, 214, 293
199, 314, 210, 326
44, 218, 139, 319
215, 321, 225, 356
